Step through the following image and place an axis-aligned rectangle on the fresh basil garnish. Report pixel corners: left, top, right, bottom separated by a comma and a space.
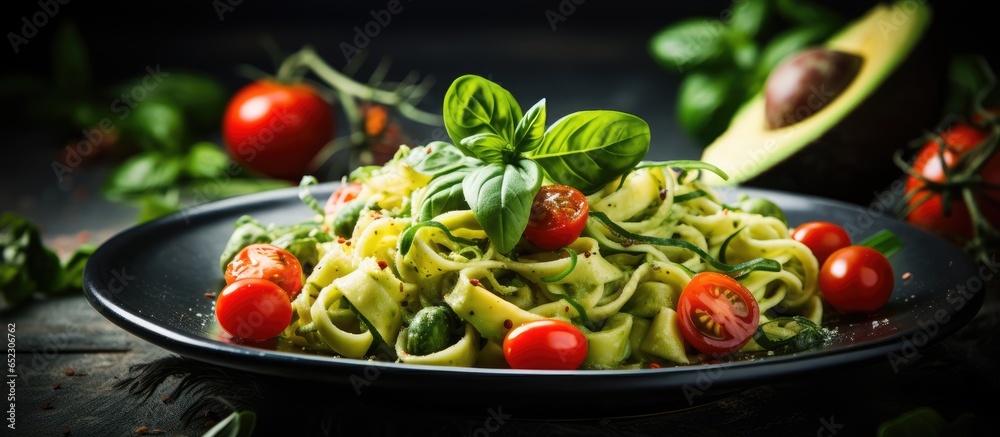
463, 159, 542, 254
443, 75, 523, 154
512, 98, 546, 153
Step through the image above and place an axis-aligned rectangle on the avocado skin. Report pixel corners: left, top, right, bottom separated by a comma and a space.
743, 25, 948, 206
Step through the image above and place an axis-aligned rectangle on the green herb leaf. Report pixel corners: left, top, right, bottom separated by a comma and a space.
443, 75, 523, 154
103, 153, 184, 199
774, 0, 842, 26
590, 211, 780, 277
55, 243, 97, 292
331, 199, 365, 238
636, 159, 730, 180
185, 142, 230, 179
418, 168, 474, 222
118, 99, 188, 155
459, 133, 508, 164
404, 142, 468, 176
1, 213, 64, 305
674, 71, 744, 145
649, 18, 733, 72
219, 216, 270, 272
513, 98, 546, 153
529, 111, 649, 194
729, 0, 771, 38
752, 316, 829, 353
136, 191, 180, 223
754, 24, 838, 88
858, 229, 905, 258
463, 159, 542, 254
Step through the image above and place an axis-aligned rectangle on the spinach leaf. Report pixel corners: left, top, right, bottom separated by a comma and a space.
459, 133, 508, 164
462, 159, 541, 254
418, 168, 473, 222
404, 141, 467, 176
443, 75, 522, 153
513, 98, 546, 153
529, 111, 650, 194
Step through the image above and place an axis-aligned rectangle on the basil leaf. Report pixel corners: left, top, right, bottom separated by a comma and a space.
102, 152, 183, 199
675, 71, 744, 145
1, 213, 63, 305
119, 99, 188, 155
529, 111, 649, 194
331, 199, 365, 238
774, 0, 842, 26
404, 141, 467, 176
513, 98, 546, 153
729, 0, 771, 39
463, 159, 542, 254
443, 75, 523, 154
459, 133, 508, 164
185, 142, 230, 179
418, 168, 473, 222
649, 18, 733, 72
219, 216, 271, 272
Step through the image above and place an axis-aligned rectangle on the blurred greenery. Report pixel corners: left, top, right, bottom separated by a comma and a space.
649, 0, 844, 146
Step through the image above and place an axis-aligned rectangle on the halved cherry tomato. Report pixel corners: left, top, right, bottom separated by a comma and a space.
524, 185, 589, 251
791, 221, 852, 265
677, 272, 759, 357
903, 121, 1000, 244
223, 80, 334, 181
503, 319, 588, 370
819, 246, 894, 314
215, 278, 293, 341
225, 244, 303, 299
324, 181, 363, 216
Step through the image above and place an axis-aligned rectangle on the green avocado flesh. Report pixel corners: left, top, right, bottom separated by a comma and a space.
700, 1, 946, 205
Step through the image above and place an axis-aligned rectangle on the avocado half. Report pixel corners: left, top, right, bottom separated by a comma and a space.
700, 1, 947, 205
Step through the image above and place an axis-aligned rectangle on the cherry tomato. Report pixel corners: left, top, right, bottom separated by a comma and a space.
324, 182, 363, 216
791, 221, 852, 265
225, 244, 303, 299
215, 278, 293, 341
524, 185, 589, 251
223, 80, 334, 181
677, 272, 759, 357
819, 246, 894, 314
503, 319, 588, 370
904, 121, 1000, 244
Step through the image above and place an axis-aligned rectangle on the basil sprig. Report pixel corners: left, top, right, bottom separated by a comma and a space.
432, 74, 650, 253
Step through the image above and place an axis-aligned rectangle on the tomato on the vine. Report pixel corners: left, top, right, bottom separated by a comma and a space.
819, 246, 894, 314
790, 221, 852, 265
225, 244, 303, 299
903, 121, 1000, 243
677, 272, 759, 357
524, 185, 589, 251
503, 319, 588, 370
223, 80, 334, 181
215, 278, 293, 341
324, 182, 363, 216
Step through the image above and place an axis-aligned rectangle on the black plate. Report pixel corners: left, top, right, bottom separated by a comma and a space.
83, 183, 984, 418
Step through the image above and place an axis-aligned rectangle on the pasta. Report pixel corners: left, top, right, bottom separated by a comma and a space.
276, 145, 822, 369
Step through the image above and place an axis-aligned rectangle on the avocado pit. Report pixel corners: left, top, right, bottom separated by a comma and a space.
764, 48, 863, 129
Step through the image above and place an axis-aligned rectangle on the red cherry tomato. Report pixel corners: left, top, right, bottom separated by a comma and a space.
524, 185, 589, 251
503, 319, 588, 370
677, 272, 760, 357
904, 121, 1000, 244
225, 244, 303, 299
819, 246, 894, 314
324, 182, 363, 216
215, 278, 293, 341
223, 80, 334, 181
791, 221, 852, 265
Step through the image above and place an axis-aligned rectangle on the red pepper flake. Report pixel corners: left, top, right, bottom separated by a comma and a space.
337, 236, 346, 244
426, 147, 433, 154
650, 363, 661, 369
583, 251, 591, 258
399, 283, 404, 293
161, 395, 171, 403
345, 240, 351, 246
135, 426, 149, 434
722, 209, 730, 215
41, 400, 54, 410
377, 260, 388, 270
564, 306, 570, 313
503, 319, 513, 329
659, 189, 668, 200
902, 272, 912, 280
204, 292, 216, 299
321, 224, 331, 233
64, 368, 75, 376
52, 383, 61, 390
469, 278, 480, 287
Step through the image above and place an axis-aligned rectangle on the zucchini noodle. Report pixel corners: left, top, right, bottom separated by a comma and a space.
277, 146, 820, 368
